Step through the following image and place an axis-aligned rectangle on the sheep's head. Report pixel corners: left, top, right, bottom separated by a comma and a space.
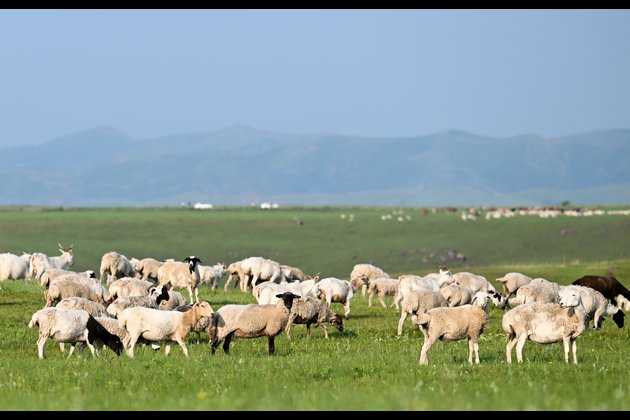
330, 313, 344, 332
149, 285, 170, 305
194, 301, 214, 318
275, 292, 301, 311
488, 290, 504, 307
612, 308, 625, 328
559, 290, 581, 308
184, 256, 202, 273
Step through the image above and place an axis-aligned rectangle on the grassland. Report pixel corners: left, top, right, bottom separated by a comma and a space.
0, 206, 629, 410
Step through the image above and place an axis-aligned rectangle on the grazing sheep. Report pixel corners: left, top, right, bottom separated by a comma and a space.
45, 279, 108, 307
253, 280, 317, 305
242, 257, 285, 291
108, 277, 155, 300
502, 289, 589, 364
453, 271, 497, 293
350, 263, 389, 296
571, 275, 630, 306
496, 272, 532, 306
223, 259, 250, 291
397, 290, 449, 337
392, 269, 455, 309
172, 303, 214, 343
414, 291, 494, 365
0, 252, 31, 281
313, 277, 355, 319
106, 286, 170, 317
28, 307, 122, 359
617, 295, 630, 312
285, 296, 344, 340
40, 268, 95, 288
280, 264, 316, 282
150, 285, 188, 311
157, 256, 202, 304
367, 277, 400, 309
559, 285, 625, 330
56, 297, 107, 317
211, 292, 301, 356
131, 257, 163, 282
117, 301, 214, 357
99, 251, 135, 284
514, 279, 560, 305
197, 262, 226, 290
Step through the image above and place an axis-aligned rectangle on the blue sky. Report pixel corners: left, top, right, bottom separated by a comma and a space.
1, 9, 629, 147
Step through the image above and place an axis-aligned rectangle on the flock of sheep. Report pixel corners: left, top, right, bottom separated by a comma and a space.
2, 244, 630, 365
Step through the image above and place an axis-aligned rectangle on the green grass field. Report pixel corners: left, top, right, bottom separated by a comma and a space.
0, 206, 629, 410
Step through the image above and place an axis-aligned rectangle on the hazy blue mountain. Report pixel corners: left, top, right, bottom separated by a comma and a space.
1, 125, 628, 206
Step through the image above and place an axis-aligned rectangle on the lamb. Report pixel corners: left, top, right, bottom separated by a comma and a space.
0, 252, 31, 281
350, 263, 389, 296
28, 244, 74, 281
397, 290, 449, 337
157, 256, 202, 303
28, 307, 122, 359
502, 289, 589, 364
211, 291, 301, 356
414, 291, 494, 365
285, 296, 344, 340
496, 272, 532, 306
312, 277, 355, 319
571, 275, 630, 306
367, 277, 400, 310
99, 251, 136, 284
106, 286, 170, 317
117, 301, 214, 357
197, 262, 226, 290
131, 257, 163, 282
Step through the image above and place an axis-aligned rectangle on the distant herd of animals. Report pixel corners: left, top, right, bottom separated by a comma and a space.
1, 244, 629, 364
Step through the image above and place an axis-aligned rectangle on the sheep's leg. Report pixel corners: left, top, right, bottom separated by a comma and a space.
193, 286, 199, 304
379, 293, 387, 309
419, 336, 437, 365
505, 334, 518, 364
344, 300, 351, 319
126, 333, 140, 358
361, 283, 368, 296
164, 341, 172, 356
211, 337, 223, 355
84, 340, 97, 358
37, 335, 48, 359
306, 323, 312, 339
321, 323, 329, 339
222, 332, 234, 354
211, 278, 217, 291
268, 335, 275, 356
468, 339, 474, 365
469, 337, 480, 364
562, 336, 571, 363
59, 342, 65, 353
397, 312, 408, 337
515, 334, 527, 363
67, 344, 76, 359
175, 338, 189, 357
223, 275, 235, 292
571, 339, 578, 364
187, 286, 194, 305
368, 290, 375, 307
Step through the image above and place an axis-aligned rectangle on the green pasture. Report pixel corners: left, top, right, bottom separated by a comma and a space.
0, 206, 629, 410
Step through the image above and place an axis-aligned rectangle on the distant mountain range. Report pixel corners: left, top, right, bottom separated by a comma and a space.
1, 125, 629, 207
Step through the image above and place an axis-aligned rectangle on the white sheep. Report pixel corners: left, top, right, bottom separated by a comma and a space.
397, 289, 449, 337
452, 271, 497, 293
117, 301, 214, 357
367, 277, 400, 310
414, 291, 494, 365
559, 285, 625, 330
157, 256, 202, 304
28, 244, 74, 281
350, 263, 389, 295
496, 272, 532, 306
39, 268, 95, 288
99, 251, 135, 284
197, 262, 226, 290
502, 289, 589, 364
253, 280, 316, 305
0, 252, 31, 281
393, 268, 455, 309
151, 285, 188, 311
514, 280, 560, 305
56, 297, 108, 317
285, 296, 344, 340
280, 264, 316, 282
108, 277, 155, 300
242, 256, 285, 291
45, 279, 108, 307
223, 259, 250, 291
28, 307, 122, 359
131, 257, 163, 282
211, 291, 301, 356
106, 286, 171, 317
313, 277, 355, 319
439, 284, 474, 307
